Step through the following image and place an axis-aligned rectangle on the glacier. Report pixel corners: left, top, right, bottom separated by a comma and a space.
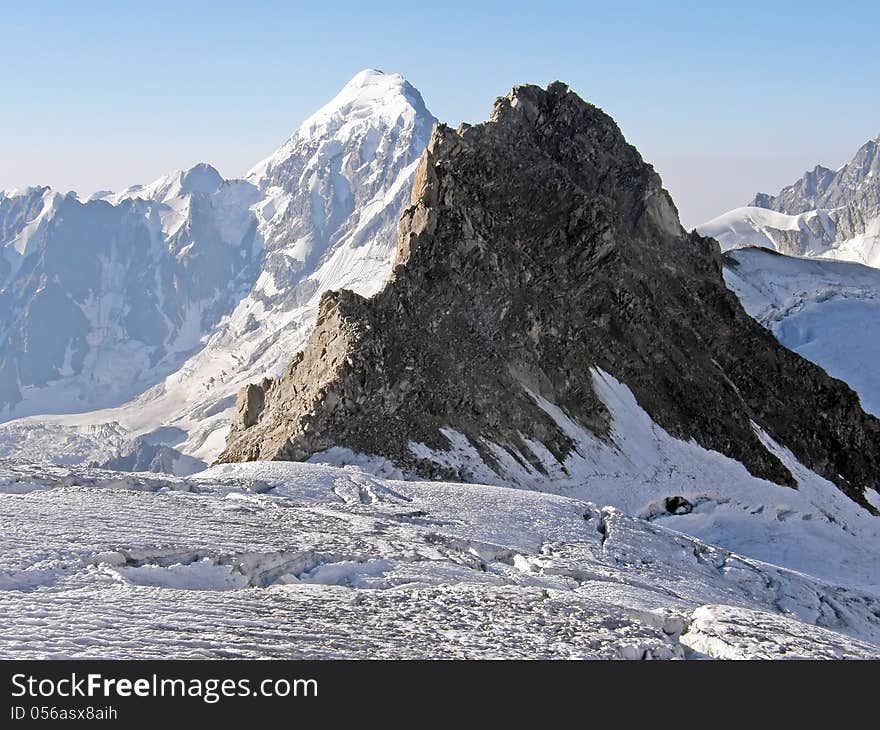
1, 456, 878, 659
723, 247, 880, 418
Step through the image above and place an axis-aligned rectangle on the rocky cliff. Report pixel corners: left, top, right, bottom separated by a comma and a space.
219, 82, 880, 510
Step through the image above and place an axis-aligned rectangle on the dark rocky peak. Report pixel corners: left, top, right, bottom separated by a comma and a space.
749, 191, 775, 210
219, 81, 880, 512
834, 137, 880, 190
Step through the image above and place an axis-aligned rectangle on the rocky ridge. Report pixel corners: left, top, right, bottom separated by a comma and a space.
219, 82, 880, 509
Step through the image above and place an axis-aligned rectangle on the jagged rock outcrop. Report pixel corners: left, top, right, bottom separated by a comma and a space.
748, 165, 838, 215
219, 81, 880, 509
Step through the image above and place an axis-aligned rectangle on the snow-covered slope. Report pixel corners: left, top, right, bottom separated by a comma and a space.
1, 459, 878, 659
699, 139, 880, 423
723, 247, 880, 417
700, 206, 834, 255
698, 136, 880, 267
0, 70, 435, 469
299, 365, 880, 587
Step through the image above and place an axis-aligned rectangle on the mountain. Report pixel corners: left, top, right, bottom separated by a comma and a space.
0, 70, 435, 470
698, 135, 880, 266
244, 68, 435, 307
3, 76, 880, 661
220, 81, 880, 516
0, 169, 261, 416
723, 247, 880, 417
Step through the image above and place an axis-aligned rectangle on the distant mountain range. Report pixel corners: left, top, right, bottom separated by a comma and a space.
697, 133, 880, 425
699, 134, 880, 266
0, 70, 435, 472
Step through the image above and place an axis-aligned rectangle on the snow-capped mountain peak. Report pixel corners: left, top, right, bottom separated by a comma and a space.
242, 68, 436, 297
170, 162, 225, 196
247, 69, 433, 187
297, 68, 429, 137
110, 162, 226, 205
0, 70, 437, 472
303, 69, 427, 127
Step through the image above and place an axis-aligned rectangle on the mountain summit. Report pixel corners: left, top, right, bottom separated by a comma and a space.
248, 69, 432, 185
219, 81, 880, 511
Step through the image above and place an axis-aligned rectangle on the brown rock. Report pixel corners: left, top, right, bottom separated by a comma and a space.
218, 81, 880, 511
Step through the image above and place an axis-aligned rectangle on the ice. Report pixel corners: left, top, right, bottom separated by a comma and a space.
681, 605, 880, 659
0, 458, 877, 659
725, 247, 880, 416
112, 560, 249, 591
402, 367, 880, 590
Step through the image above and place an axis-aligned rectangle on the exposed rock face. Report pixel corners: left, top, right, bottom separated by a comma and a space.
751, 138, 880, 217
219, 82, 880, 508
235, 381, 269, 430
748, 165, 838, 215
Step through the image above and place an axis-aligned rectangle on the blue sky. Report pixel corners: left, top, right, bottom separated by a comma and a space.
3, 0, 879, 226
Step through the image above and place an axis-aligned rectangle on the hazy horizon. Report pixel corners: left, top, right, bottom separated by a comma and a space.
3, 0, 879, 227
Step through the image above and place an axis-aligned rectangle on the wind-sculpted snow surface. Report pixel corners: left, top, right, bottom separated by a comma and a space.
0, 460, 877, 659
